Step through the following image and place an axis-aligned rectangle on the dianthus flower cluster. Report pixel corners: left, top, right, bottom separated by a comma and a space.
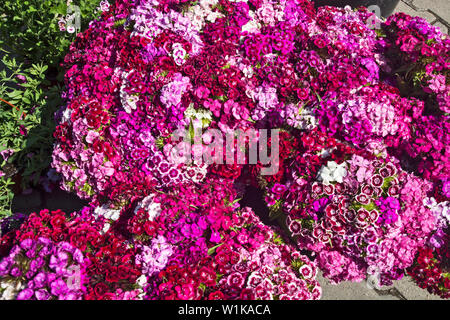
0, 0, 448, 299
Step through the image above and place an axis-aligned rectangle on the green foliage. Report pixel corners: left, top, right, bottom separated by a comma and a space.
207, 243, 224, 256
0, 56, 64, 217
0, 175, 15, 218
0, 0, 102, 69
0, 1, 102, 218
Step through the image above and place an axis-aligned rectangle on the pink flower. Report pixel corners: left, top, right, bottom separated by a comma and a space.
85, 130, 99, 144
195, 86, 210, 100
175, 284, 195, 300
427, 74, 446, 93
227, 272, 245, 288
210, 231, 221, 243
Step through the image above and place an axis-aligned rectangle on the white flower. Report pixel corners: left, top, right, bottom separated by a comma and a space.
241, 12, 261, 33
94, 205, 121, 221
119, 70, 140, 113
102, 223, 111, 234
200, 0, 218, 7
1, 285, 16, 300
286, 105, 318, 130
99, 0, 110, 12
123, 95, 139, 113
184, 104, 196, 118
106, 209, 121, 221
443, 206, 450, 224
242, 65, 253, 78
0, 281, 23, 300
172, 43, 187, 66
184, 104, 212, 128
61, 108, 73, 123
423, 197, 438, 209
206, 12, 222, 23
137, 275, 148, 287
135, 195, 162, 221
318, 161, 347, 184
198, 109, 212, 122
424, 198, 450, 225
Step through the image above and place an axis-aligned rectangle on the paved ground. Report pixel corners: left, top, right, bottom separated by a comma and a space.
7, 0, 449, 301
395, 0, 450, 34
318, 271, 444, 300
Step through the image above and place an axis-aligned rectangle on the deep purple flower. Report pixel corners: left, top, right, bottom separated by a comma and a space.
50, 279, 68, 296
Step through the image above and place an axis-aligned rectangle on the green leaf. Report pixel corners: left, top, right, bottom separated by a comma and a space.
7, 90, 22, 98
22, 96, 31, 104
188, 119, 195, 141
207, 243, 223, 256
231, 197, 241, 204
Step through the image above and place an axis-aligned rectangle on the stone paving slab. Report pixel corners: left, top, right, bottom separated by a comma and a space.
394, 276, 444, 300
317, 271, 445, 300
395, 1, 436, 22
410, 0, 450, 22
317, 271, 399, 300
394, 0, 450, 34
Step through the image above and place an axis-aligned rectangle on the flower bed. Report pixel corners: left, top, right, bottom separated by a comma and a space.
0, 0, 449, 299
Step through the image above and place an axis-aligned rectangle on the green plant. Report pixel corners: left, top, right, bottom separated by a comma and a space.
0, 172, 15, 218
0, 56, 63, 217
0, 1, 102, 218
0, 56, 49, 162
0, 0, 102, 71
